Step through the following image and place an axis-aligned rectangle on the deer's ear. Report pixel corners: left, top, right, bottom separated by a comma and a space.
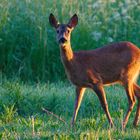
68, 14, 78, 28
49, 13, 59, 28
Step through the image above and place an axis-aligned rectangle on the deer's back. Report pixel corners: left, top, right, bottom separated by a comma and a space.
72, 41, 140, 86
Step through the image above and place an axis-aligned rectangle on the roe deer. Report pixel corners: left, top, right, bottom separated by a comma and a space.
49, 13, 140, 129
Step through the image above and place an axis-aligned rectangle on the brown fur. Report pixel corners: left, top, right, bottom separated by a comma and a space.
62, 42, 140, 87
49, 13, 140, 128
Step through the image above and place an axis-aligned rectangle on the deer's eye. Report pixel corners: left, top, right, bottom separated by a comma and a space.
67, 30, 70, 34
57, 30, 59, 34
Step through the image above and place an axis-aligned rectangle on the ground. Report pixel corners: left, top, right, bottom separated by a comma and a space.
0, 80, 140, 139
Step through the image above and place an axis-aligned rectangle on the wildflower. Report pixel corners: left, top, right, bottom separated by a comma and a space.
92, 0, 103, 9
91, 31, 102, 41
110, 0, 116, 3
95, 22, 102, 25
108, 37, 113, 42
112, 12, 120, 20
92, 2, 100, 9
121, 8, 127, 15
26, 0, 31, 3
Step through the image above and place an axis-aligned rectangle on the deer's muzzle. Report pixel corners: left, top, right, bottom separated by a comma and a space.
59, 38, 67, 44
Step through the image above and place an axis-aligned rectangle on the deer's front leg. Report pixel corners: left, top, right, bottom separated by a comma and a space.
92, 84, 114, 127
71, 87, 86, 126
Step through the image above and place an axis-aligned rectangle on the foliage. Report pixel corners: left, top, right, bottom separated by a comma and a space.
0, 0, 140, 81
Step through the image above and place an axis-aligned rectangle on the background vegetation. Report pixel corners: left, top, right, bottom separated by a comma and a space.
1, 0, 140, 139
0, 0, 140, 81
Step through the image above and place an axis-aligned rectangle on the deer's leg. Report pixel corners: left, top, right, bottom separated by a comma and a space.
133, 83, 140, 126
123, 83, 136, 129
133, 83, 140, 98
71, 87, 86, 126
92, 84, 114, 127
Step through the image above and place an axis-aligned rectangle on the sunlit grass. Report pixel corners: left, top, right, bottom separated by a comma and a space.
0, 80, 140, 139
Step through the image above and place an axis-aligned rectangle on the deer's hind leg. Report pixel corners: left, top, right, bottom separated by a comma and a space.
123, 82, 136, 129
133, 83, 140, 126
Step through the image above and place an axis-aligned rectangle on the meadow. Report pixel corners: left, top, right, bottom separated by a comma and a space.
1, 0, 140, 139
1, 79, 140, 139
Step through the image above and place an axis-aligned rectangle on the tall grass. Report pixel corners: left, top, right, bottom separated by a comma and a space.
0, 0, 140, 81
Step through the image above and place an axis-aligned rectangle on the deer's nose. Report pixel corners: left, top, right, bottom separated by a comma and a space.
59, 38, 67, 44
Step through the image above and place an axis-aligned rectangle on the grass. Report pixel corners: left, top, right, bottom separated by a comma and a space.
1, 79, 140, 139
0, 0, 140, 81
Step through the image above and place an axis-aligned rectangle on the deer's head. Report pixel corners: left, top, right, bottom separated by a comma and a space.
49, 13, 78, 46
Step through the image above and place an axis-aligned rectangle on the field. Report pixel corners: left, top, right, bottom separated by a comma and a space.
0, 79, 140, 139
1, 0, 140, 139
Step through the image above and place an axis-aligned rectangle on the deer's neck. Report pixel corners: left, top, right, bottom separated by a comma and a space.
60, 43, 74, 62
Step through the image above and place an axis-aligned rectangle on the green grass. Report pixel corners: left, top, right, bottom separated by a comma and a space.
1, 79, 140, 139
0, 0, 140, 81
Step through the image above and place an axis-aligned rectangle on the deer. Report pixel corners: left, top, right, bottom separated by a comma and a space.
49, 13, 140, 129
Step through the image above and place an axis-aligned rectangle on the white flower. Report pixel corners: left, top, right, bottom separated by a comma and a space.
108, 37, 113, 42
125, 0, 131, 4
26, 0, 31, 3
123, 16, 131, 20
95, 22, 102, 25
119, 2, 124, 7
91, 31, 102, 41
113, 12, 120, 20
93, 2, 100, 9
110, 0, 116, 3
121, 8, 127, 15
